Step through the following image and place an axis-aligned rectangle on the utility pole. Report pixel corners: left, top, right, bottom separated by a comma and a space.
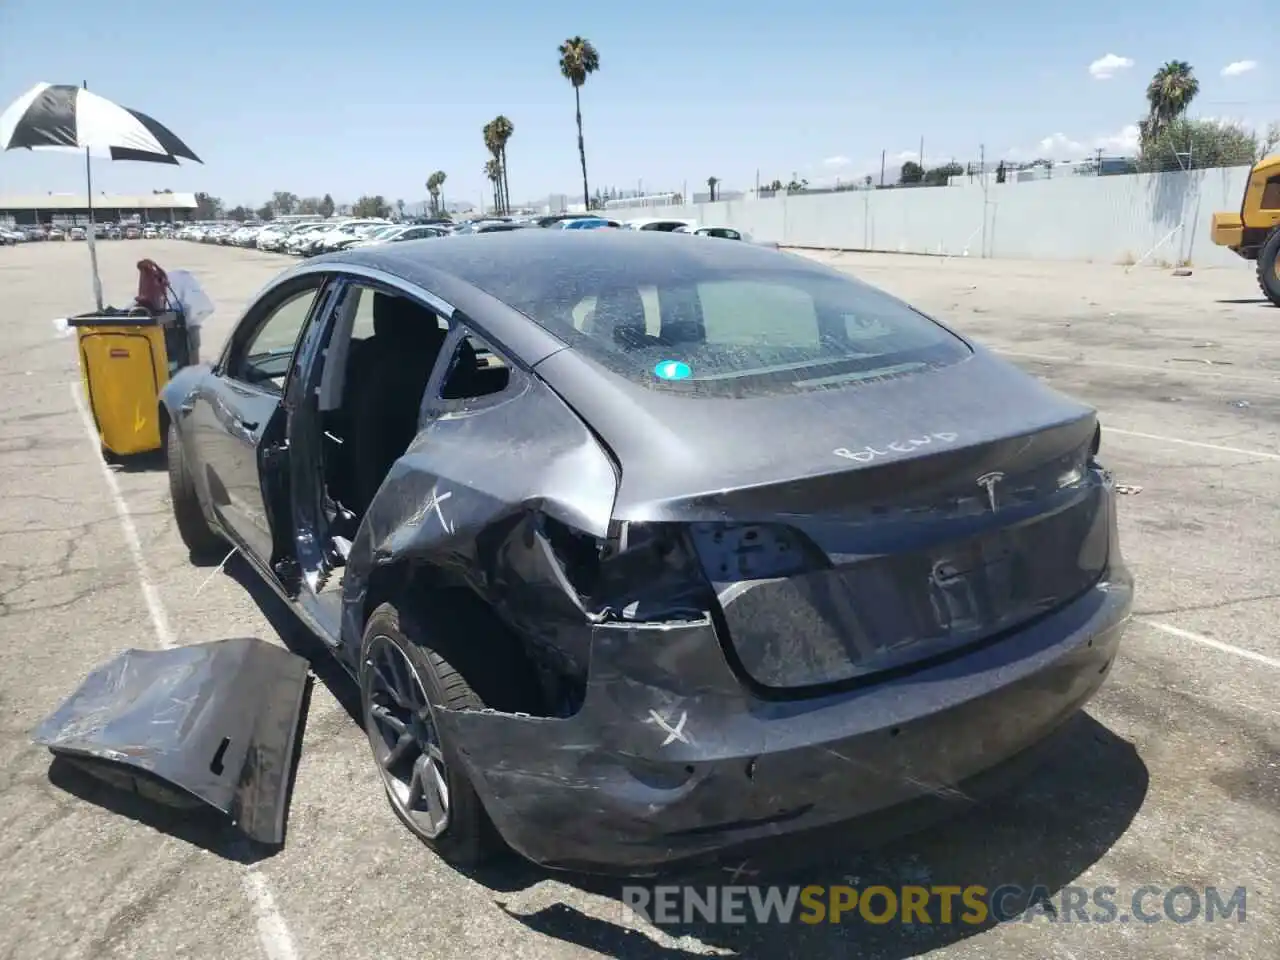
979, 143, 988, 258
919, 136, 924, 169
880, 149, 886, 187
1096, 147, 1103, 175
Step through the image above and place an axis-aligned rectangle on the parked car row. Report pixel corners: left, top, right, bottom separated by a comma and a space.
162, 212, 776, 256
0, 221, 175, 243
175, 218, 458, 256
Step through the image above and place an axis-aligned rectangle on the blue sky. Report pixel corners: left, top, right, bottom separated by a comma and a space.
0, 0, 1274, 207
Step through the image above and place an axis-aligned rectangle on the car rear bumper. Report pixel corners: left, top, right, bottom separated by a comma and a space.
437, 565, 1133, 875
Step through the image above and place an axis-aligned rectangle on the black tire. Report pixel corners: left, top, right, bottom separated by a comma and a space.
166, 421, 225, 559
1257, 227, 1280, 308
358, 601, 507, 867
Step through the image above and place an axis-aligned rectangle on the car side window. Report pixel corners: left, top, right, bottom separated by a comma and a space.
438, 330, 514, 402
227, 286, 323, 393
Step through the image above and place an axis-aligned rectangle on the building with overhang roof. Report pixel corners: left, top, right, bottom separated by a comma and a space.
0, 191, 198, 226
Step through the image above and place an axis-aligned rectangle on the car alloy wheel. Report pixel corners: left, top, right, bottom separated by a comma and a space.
362, 633, 451, 838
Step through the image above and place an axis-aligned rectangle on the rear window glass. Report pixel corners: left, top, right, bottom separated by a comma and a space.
503, 266, 970, 396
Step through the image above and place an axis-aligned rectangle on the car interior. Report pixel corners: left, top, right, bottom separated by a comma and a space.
316, 287, 511, 548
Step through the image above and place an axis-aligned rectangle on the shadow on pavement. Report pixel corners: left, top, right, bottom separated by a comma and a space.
46, 755, 280, 865
105, 449, 166, 473
224, 554, 362, 723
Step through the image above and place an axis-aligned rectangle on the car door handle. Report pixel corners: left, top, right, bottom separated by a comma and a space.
236, 419, 260, 432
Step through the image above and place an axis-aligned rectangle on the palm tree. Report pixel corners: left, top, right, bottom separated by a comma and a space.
1143, 61, 1199, 144
484, 159, 501, 213
482, 120, 506, 214
558, 36, 600, 210
396, 198, 405, 219
426, 173, 440, 215
706, 176, 720, 202
434, 171, 446, 214
491, 115, 514, 214
426, 171, 447, 215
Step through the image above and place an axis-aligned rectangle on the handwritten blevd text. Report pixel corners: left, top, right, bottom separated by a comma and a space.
833, 432, 959, 464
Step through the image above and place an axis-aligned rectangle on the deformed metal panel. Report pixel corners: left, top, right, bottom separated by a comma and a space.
32, 637, 310, 845
338, 373, 619, 666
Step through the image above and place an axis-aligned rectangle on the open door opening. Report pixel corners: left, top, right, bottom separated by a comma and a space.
290, 285, 514, 631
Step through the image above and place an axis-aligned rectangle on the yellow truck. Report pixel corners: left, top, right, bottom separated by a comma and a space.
1211, 154, 1280, 306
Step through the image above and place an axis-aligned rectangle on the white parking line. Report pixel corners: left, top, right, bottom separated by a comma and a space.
1104, 427, 1280, 462
1138, 619, 1280, 670
242, 871, 303, 960
996, 349, 1280, 386
69, 382, 302, 960
70, 383, 176, 647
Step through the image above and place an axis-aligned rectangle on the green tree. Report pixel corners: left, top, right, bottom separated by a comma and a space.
396, 198, 405, 219
924, 161, 964, 186
351, 195, 390, 218
255, 203, 275, 221
1142, 61, 1199, 145
226, 205, 252, 221
1258, 122, 1280, 161
706, 176, 720, 201
271, 191, 299, 216
899, 161, 924, 184
319, 193, 335, 218
1138, 118, 1260, 172
558, 36, 601, 211
297, 197, 322, 215
194, 192, 222, 219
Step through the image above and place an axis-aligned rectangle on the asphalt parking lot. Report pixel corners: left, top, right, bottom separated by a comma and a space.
1, 238, 1276, 960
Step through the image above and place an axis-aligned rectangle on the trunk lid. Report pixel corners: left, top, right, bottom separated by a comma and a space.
684, 411, 1110, 688
538, 346, 1112, 688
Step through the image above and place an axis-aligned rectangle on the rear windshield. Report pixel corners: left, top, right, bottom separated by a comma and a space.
499, 265, 970, 396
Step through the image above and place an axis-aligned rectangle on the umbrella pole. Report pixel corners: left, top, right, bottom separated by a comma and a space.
83, 81, 104, 312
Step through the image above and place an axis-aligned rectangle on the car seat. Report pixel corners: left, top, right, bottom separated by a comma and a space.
344, 293, 449, 515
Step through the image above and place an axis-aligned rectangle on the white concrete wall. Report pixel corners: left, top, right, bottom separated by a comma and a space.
609, 165, 1253, 268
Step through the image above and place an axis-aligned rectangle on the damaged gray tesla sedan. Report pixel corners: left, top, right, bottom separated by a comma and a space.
160, 229, 1133, 873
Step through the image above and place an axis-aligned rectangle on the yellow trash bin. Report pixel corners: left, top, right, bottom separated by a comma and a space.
68, 311, 189, 460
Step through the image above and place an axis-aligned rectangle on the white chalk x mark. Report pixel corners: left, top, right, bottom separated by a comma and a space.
647, 709, 690, 746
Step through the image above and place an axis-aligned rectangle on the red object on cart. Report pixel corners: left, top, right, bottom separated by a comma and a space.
135, 259, 170, 312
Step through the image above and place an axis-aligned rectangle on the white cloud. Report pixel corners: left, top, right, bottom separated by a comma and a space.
1094, 124, 1141, 154
822, 155, 851, 168
1007, 124, 1141, 162
1038, 133, 1085, 155
1221, 60, 1258, 77
1088, 53, 1134, 80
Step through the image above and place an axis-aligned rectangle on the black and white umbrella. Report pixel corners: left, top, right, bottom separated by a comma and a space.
0, 82, 201, 164
0, 82, 202, 309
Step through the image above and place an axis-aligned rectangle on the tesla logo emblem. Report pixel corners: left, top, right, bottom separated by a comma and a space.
976, 472, 1005, 512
